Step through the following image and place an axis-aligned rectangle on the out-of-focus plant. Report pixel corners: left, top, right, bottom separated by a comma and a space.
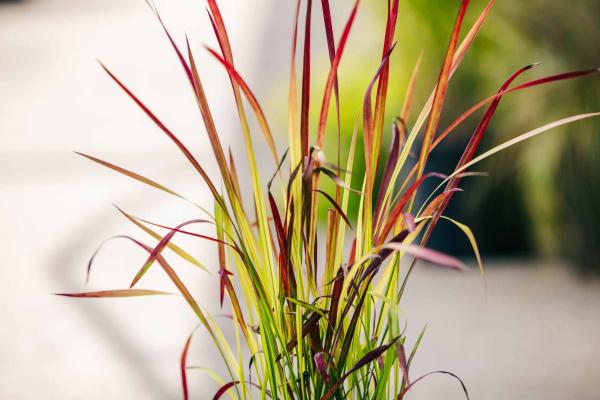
58, 0, 598, 398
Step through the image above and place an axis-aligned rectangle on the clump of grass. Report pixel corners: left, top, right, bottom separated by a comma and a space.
58, 0, 599, 398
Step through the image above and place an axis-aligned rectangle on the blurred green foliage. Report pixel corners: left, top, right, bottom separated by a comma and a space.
317, 0, 600, 271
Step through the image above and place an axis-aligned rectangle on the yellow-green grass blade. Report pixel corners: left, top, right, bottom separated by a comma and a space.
56, 289, 172, 298
440, 216, 485, 292
114, 205, 210, 274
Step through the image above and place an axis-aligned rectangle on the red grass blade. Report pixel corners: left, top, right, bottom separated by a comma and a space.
415, 0, 470, 180
319, 0, 342, 169
512, 68, 600, 91
218, 268, 233, 308
383, 243, 468, 271
206, 1, 269, 184
363, 44, 397, 193
374, 116, 402, 224
288, 0, 302, 163
334, 242, 409, 371
131, 219, 213, 288
180, 330, 194, 400
213, 380, 267, 400
186, 41, 234, 193
397, 370, 470, 400
113, 206, 209, 273
215, 218, 251, 337
268, 192, 291, 296
372, 0, 400, 160
403, 212, 416, 233
434, 68, 600, 150
396, 342, 410, 386
85, 235, 152, 283
376, 172, 446, 245
99, 62, 223, 204
314, 351, 330, 385
81, 233, 214, 335
75, 152, 184, 200
316, 167, 362, 194
319, 0, 336, 79
213, 381, 240, 400
145, 1, 194, 87
316, 0, 360, 149
276, 312, 323, 362
400, 54, 423, 125
396, 68, 599, 204
421, 68, 600, 248
451, 0, 495, 75
422, 64, 540, 242
321, 337, 401, 400
206, 1, 234, 64
221, 269, 250, 339
300, 0, 313, 156
56, 289, 172, 298
128, 217, 240, 255
323, 263, 344, 350
285, 202, 298, 296
313, 189, 352, 228
360, 228, 412, 282
205, 46, 279, 164
420, 189, 463, 220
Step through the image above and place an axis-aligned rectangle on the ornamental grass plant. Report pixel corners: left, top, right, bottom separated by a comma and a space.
59, 0, 599, 398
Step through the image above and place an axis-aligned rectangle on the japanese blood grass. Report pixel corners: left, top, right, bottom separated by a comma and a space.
58, 0, 600, 399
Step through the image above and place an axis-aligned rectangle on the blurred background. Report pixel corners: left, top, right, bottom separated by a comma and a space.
1, 0, 598, 399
